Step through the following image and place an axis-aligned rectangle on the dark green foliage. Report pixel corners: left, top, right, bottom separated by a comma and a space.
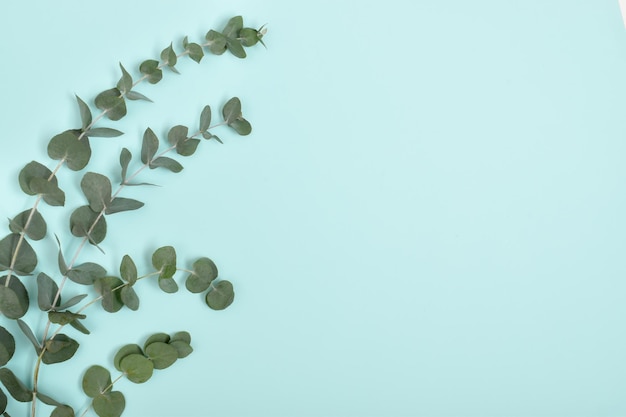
206, 280, 235, 310
0, 276, 29, 319
47, 130, 92, 171
8, 209, 46, 241
0, 368, 31, 402
0, 14, 265, 416
42, 334, 79, 365
0, 328, 15, 367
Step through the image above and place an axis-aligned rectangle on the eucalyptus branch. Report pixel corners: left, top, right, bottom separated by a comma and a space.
0, 15, 265, 417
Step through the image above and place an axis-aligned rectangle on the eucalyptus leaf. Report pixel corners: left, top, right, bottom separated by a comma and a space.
93, 277, 124, 313
92, 391, 125, 417
144, 333, 170, 349
56, 235, 68, 275
82, 365, 112, 398
0, 388, 5, 414
0, 276, 29, 319
145, 342, 178, 370
67, 262, 106, 285
47, 130, 92, 171
150, 157, 183, 173
0, 327, 15, 367
120, 286, 139, 311
226, 38, 246, 58
48, 311, 86, 326
228, 118, 252, 136
50, 405, 75, 417
205, 280, 235, 310
0, 234, 37, 276
69, 318, 90, 335
205, 30, 227, 55
36, 391, 63, 406
186, 42, 204, 63
222, 97, 242, 124
139, 59, 162, 84
116, 63, 132, 94
114, 344, 143, 372
28, 178, 65, 207
176, 138, 200, 157
81, 172, 112, 213
125, 91, 152, 102
120, 255, 137, 285
42, 334, 79, 364
171, 331, 191, 344
160, 43, 177, 68
167, 125, 188, 146
69, 206, 107, 245
16, 319, 41, 355
86, 128, 124, 138
169, 340, 193, 359
57, 294, 88, 310
141, 128, 159, 164
223, 16, 243, 38
18, 161, 56, 196
37, 272, 60, 311
76, 95, 92, 130
94, 88, 127, 121
120, 354, 153, 384
8, 209, 46, 241
158, 276, 178, 293
104, 197, 144, 215
0, 368, 32, 402
199, 105, 211, 132
152, 246, 176, 279
119, 148, 131, 183
239, 28, 260, 47
185, 257, 218, 293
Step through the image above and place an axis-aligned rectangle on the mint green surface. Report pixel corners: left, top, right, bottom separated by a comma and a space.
1, 1, 626, 416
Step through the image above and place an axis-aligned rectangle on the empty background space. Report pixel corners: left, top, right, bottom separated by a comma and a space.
1, 0, 626, 416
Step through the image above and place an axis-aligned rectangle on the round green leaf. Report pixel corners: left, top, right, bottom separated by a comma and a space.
0, 368, 32, 402
152, 246, 176, 279
82, 365, 112, 398
51, 405, 75, 417
80, 172, 112, 213
167, 125, 188, 146
69, 206, 107, 245
0, 276, 30, 319
158, 276, 178, 294
145, 342, 178, 370
205, 280, 235, 311
67, 262, 106, 285
18, 161, 56, 196
42, 334, 79, 364
139, 59, 162, 84
0, 388, 7, 414
120, 354, 153, 384
119, 255, 137, 284
169, 340, 193, 359
144, 333, 170, 350
37, 272, 60, 311
94, 88, 127, 121
114, 344, 143, 372
94, 277, 124, 313
47, 130, 92, 171
0, 233, 37, 276
120, 286, 139, 311
228, 118, 252, 136
0, 326, 15, 366
185, 257, 218, 293
222, 97, 242, 124
9, 209, 47, 241
171, 331, 191, 344
92, 391, 125, 417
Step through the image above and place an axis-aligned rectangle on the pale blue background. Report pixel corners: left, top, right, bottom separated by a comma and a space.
1, 1, 626, 416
